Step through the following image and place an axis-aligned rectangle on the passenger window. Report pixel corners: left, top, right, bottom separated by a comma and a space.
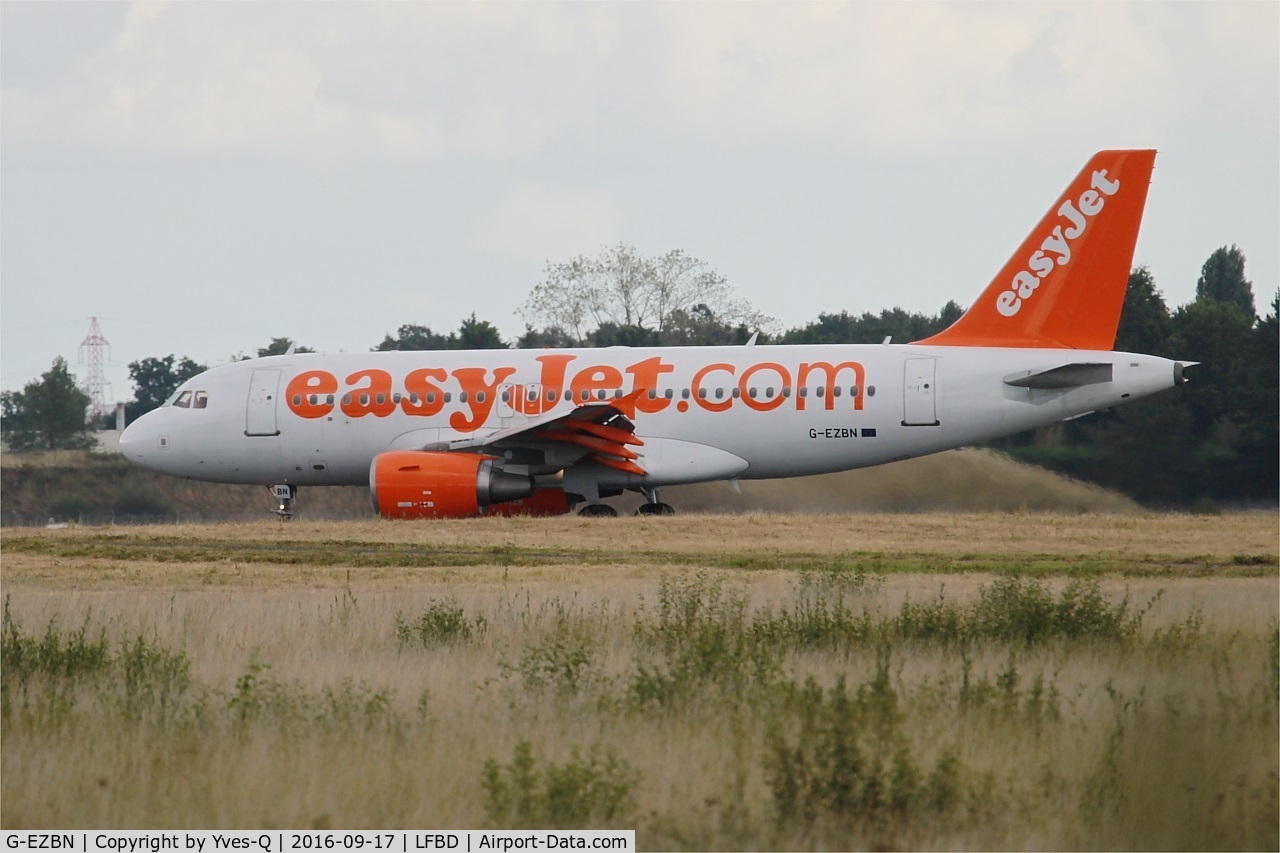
476, 391, 486, 403
360, 393, 370, 406
548, 390, 558, 403
173, 391, 192, 408
425, 393, 434, 404
376, 393, 386, 405
850, 386, 859, 397
799, 387, 808, 398
293, 395, 303, 407
326, 395, 335, 405
833, 386, 841, 397
444, 392, 452, 402
867, 386, 876, 397
647, 390, 657, 400
714, 388, 724, 399
459, 392, 468, 403
698, 388, 707, 399
748, 387, 757, 398
665, 389, 674, 399
783, 387, 792, 398
816, 387, 825, 398
765, 387, 774, 398
342, 394, 352, 405
193, 391, 208, 409
682, 389, 691, 400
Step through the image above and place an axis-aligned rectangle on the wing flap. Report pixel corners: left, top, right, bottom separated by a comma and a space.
446, 389, 650, 474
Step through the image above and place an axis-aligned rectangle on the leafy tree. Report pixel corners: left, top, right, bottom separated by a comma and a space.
257, 337, 314, 357
780, 306, 957, 345
1168, 296, 1255, 434
376, 315, 508, 351
126, 354, 207, 422
587, 323, 660, 348
1114, 266, 1171, 355
515, 324, 581, 349
375, 324, 455, 351
1196, 244, 1255, 318
1, 357, 97, 451
455, 314, 508, 349
660, 304, 759, 346
521, 244, 773, 343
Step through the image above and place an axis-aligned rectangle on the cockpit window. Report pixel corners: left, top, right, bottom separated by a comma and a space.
167, 389, 209, 409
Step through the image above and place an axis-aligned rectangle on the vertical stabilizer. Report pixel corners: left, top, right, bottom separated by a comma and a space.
916, 149, 1156, 349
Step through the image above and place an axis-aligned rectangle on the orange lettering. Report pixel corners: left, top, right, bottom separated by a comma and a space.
691, 363, 735, 413
797, 361, 865, 411
402, 367, 448, 417
342, 369, 397, 418
533, 354, 577, 414
285, 370, 338, 419
450, 366, 516, 431
626, 356, 675, 413
570, 364, 624, 404
739, 362, 791, 412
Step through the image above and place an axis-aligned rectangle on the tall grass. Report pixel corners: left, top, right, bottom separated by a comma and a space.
2, 573, 1275, 849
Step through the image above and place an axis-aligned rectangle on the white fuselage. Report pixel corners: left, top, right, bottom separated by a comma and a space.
119, 344, 1180, 490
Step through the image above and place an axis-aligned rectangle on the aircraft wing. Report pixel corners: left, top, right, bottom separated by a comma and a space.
437, 389, 648, 476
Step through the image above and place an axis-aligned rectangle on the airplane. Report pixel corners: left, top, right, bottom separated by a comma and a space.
120, 149, 1192, 519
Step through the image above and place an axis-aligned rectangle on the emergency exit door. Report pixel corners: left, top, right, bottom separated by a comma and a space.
902, 358, 939, 426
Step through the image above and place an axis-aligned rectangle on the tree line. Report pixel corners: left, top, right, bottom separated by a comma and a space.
2, 244, 1273, 508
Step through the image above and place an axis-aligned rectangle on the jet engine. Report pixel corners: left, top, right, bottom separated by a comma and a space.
369, 451, 565, 519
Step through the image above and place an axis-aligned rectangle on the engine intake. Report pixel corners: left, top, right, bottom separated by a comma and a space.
369, 451, 537, 519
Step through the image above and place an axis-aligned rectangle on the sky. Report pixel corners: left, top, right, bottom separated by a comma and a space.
2, 1, 1277, 407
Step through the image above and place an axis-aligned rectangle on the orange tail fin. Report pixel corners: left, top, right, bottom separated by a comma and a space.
916, 149, 1156, 350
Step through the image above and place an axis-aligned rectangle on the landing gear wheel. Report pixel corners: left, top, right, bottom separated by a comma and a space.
577, 503, 618, 518
636, 502, 675, 516
270, 484, 296, 520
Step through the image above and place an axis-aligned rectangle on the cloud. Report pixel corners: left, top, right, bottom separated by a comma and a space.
1, 3, 617, 161
1, 2, 1274, 161
476, 183, 623, 262
648, 2, 1277, 157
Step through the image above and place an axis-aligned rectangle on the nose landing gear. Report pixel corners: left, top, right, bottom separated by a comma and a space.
270, 484, 296, 520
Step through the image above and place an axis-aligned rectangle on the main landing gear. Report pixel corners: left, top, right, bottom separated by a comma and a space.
576, 488, 676, 518
636, 488, 675, 517
270, 484, 296, 520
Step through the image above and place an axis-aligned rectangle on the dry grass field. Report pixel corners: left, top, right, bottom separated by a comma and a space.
1, 448, 1139, 525
2, 513, 1277, 850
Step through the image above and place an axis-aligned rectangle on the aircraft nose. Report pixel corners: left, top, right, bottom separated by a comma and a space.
119, 416, 158, 468
119, 420, 142, 458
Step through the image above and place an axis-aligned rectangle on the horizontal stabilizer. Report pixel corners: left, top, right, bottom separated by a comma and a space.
1004, 363, 1113, 390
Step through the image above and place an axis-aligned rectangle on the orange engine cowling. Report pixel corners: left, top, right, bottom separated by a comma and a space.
370, 451, 556, 519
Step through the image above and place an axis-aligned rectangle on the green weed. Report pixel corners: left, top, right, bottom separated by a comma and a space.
1, 596, 110, 682
482, 740, 639, 828
395, 598, 486, 648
